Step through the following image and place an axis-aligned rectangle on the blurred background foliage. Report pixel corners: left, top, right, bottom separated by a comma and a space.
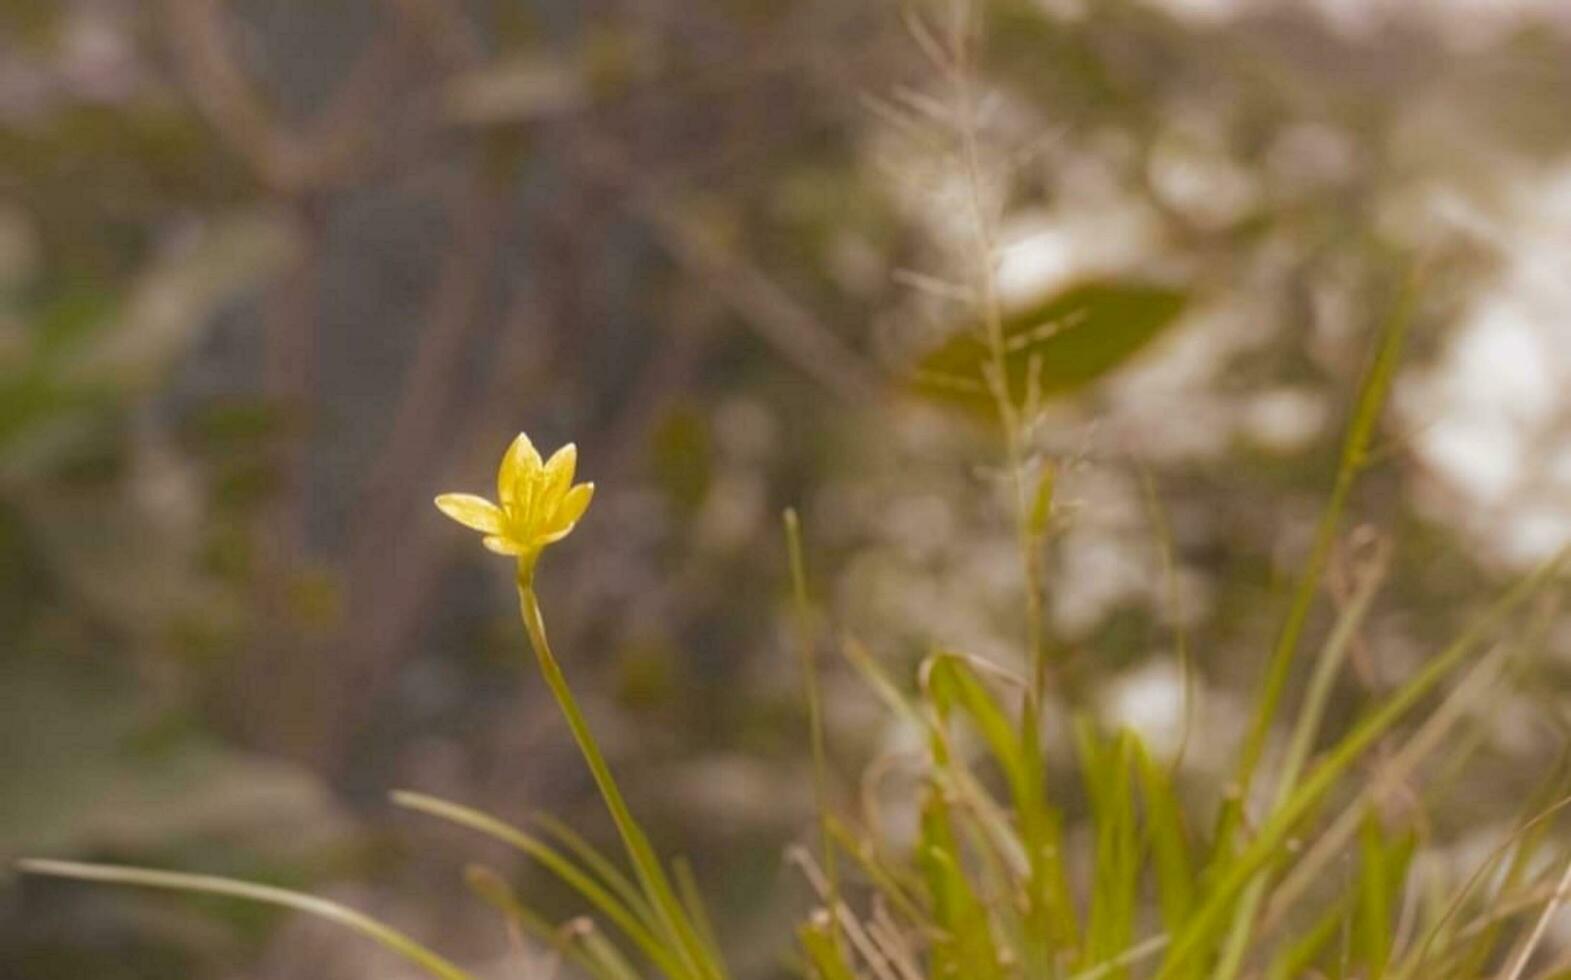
4, 0, 1571, 977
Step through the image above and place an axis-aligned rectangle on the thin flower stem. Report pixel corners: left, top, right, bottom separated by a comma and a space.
953, 4, 1046, 710
785, 508, 845, 964
516, 577, 721, 980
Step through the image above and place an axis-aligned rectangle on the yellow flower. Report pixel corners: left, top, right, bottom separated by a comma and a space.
435, 432, 594, 572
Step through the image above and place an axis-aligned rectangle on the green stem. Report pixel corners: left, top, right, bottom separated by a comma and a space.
1214, 274, 1415, 863
784, 509, 845, 965
516, 575, 721, 980
1212, 547, 1389, 979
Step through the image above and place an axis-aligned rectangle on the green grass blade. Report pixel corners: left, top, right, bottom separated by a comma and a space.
17, 859, 475, 980
785, 507, 846, 965
1135, 739, 1196, 934
1215, 274, 1415, 860
1352, 815, 1415, 978
918, 789, 1006, 980
926, 651, 1075, 961
391, 790, 687, 977
1077, 723, 1140, 977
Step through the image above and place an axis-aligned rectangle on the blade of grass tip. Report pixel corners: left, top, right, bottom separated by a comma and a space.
840, 634, 927, 732
1158, 544, 1570, 979
785, 508, 846, 967
17, 859, 475, 980
390, 791, 685, 978
515, 583, 724, 980
1213, 534, 1391, 980
1215, 274, 1415, 860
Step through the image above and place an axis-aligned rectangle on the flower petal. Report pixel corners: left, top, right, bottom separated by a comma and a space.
551, 481, 594, 533
541, 443, 578, 506
483, 534, 526, 556
434, 494, 505, 534
497, 432, 542, 505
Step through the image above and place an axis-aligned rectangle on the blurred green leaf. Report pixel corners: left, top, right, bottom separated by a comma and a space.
911, 280, 1188, 418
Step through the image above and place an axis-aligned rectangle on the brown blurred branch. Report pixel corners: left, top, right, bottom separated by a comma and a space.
571, 134, 884, 406
315, 154, 517, 770
163, 0, 425, 190
164, 0, 440, 758
162, 0, 306, 189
